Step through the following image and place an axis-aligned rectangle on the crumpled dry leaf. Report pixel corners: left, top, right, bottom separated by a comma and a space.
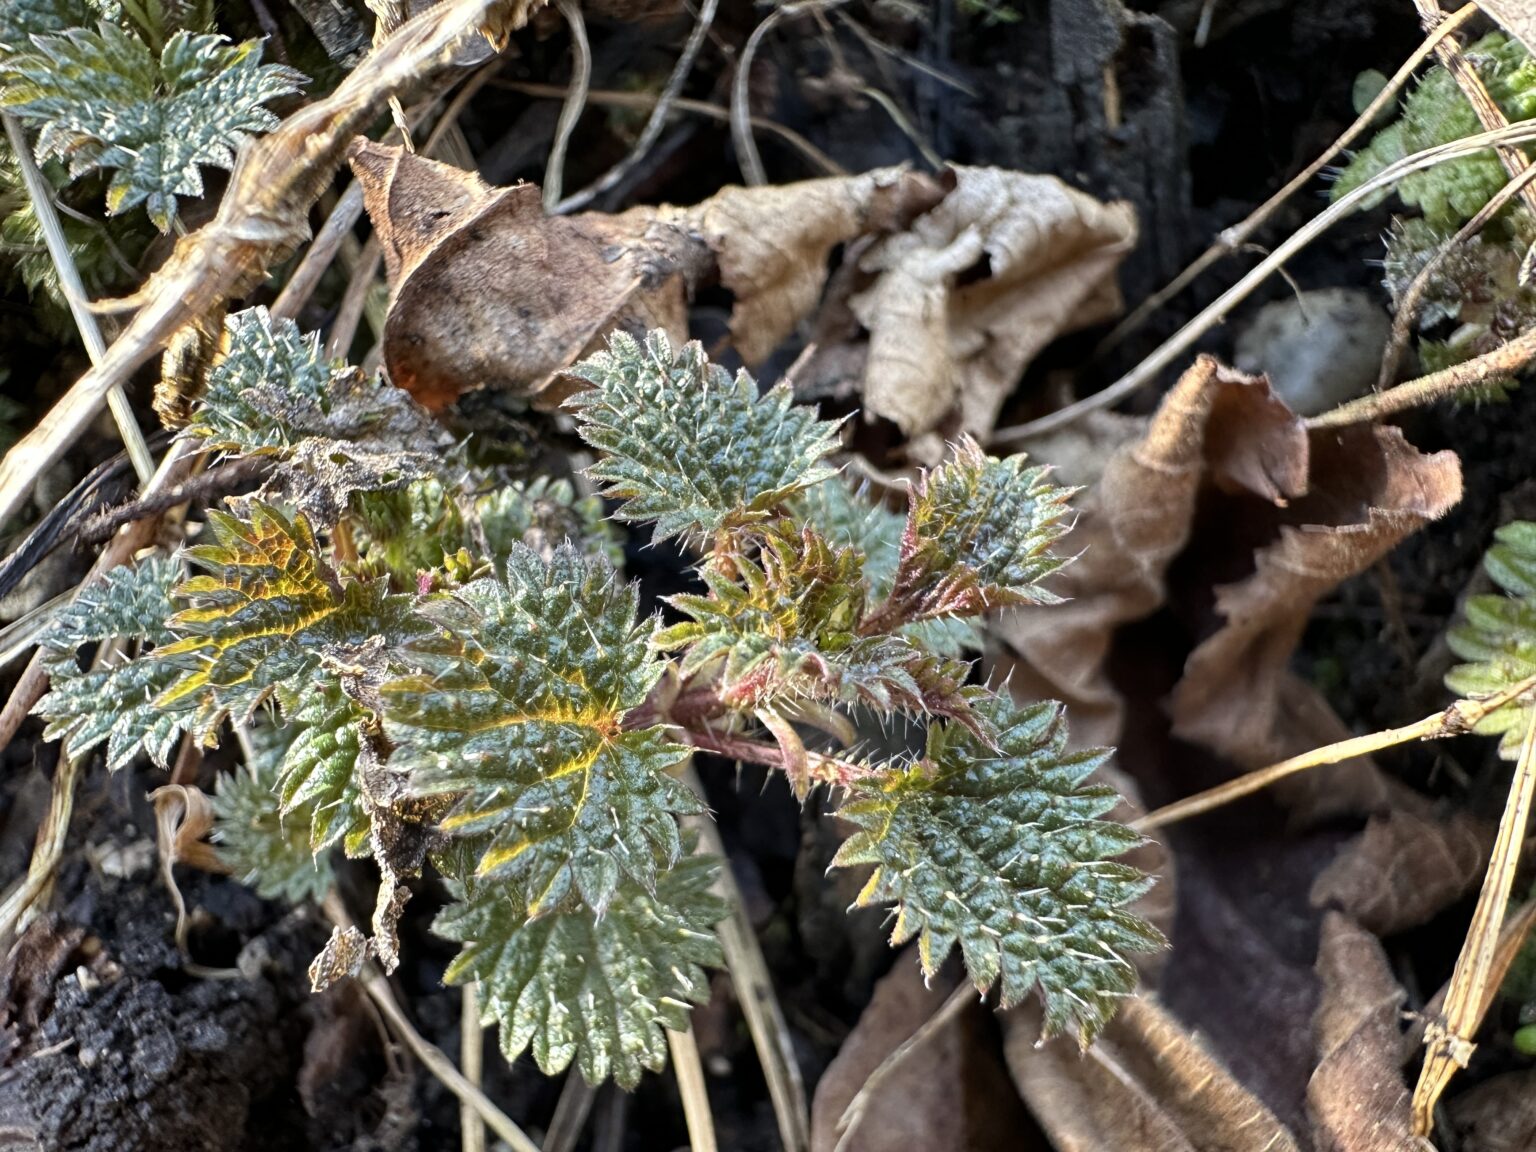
996, 356, 1306, 749
847, 166, 1136, 439
1311, 803, 1489, 935
1002, 992, 1300, 1152
149, 783, 225, 953
310, 924, 369, 992
1307, 912, 1414, 1152
1170, 419, 1462, 822
352, 146, 1128, 439
1447, 1070, 1536, 1152
809, 953, 1033, 1152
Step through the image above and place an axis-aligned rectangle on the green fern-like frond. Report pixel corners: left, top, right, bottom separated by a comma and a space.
156, 503, 426, 732
569, 331, 842, 542
214, 725, 334, 903
1333, 32, 1536, 230
654, 522, 971, 721
878, 436, 1073, 625
436, 851, 728, 1089
0, 0, 114, 51
1446, 520, 1536, 757
382, 544, 701, 914
35, 556, 189, 770
833, 695, 1163, 1043
795, 477, 980, 656
0, 26, 305, 230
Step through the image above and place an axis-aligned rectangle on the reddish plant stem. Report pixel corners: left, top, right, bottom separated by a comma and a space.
680, 726, 873, 788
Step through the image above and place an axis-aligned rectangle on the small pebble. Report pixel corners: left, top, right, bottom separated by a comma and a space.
1233, 287, 1391, 416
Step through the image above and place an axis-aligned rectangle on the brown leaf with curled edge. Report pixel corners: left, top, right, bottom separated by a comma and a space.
1311, 804, 1489, 935
1448, 1071, 1536, 1152
1170, 421, 1463, 822
809, 952, 1034, 1152
995, 356, 1306, 750
0, 0, 542, 532
845, 166, 1136, 440
1307, 912, 1414, 1152
351, 147, 948, 409
309, 925, 369, 992
1001, 993, 1301, 1152
348, 141, 700, 410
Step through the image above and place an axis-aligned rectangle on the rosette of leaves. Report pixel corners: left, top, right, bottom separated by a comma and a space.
568, 329, 1162, 1037
1446, 519, 1536, 757
0, 0, 304, 230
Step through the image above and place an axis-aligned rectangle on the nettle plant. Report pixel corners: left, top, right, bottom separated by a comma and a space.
35, 310, 1162, 1087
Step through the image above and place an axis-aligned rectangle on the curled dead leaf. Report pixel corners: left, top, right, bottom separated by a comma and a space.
1306, 912, 1414, 1152
1311, 805, 1489, 936
1002, 992, 1300, 1152
809, 953, 1033, 1152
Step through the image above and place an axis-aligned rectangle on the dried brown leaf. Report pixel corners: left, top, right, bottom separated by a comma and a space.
1311, 806, 1489, 935
1447, 1070, 1536, 1152
1170, 421, 1462, 821
1306, 912, 1414, 1152
809, 954, 1033, 1152
847, 166, 1136, 439
1002, 993, 1301, 1152
996, 356, 1305, 749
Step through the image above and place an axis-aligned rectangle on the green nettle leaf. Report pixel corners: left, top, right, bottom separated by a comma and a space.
157, 503, 426, 732
382, 544, 702, 914
436, 852, 728, 1089
795, 477, 980, 656
0, 26, 305, 229
833, 696, 1164, 1043
35, 555, 189, 770
475, 476, 623, 571
277, 682, 370, 855
877, 436, 1073, 625
569, 330, 842, 542
1446, 520, 1536, 757
0, 0, 115, 51
214, 724, 334, 903
654, 522, 972, 721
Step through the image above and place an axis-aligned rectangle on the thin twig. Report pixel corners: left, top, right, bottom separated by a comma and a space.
271, 182, 366, 322
1133, 671, 1536, 832
461, 983, 486, 1152
1091, 3, 1478, 358
500, 81, 846, 175
853, 84, 941, 170
733, 1, 846, 185
991, 116, 1536, 445
555, 0, 720, 213
683, 765, 812, 1152
543, 1073, 599, 1152
326, 236, 384, 360
2, 113, 155, 486
544, 0, 591, 210
1378, 162, 1536, 388
668, 1026, 719, 1152
0, 752, 79, 949
1412, 709, 1536, 1136
1309, 322, 1536, 428
833, 982, 973, 1152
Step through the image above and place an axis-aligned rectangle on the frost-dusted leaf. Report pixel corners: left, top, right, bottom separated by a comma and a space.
0, 0, 112, 51
0, 28, 305, 230
879, 436, 1073, 624
475, 476, 622, 570
654, 522, 973, 722
34, 556, 189, 770
383, 544, 701, 914
795, 477, 979, 656
214, 726, 334, 903
187, 307, 451, 525
279, 683, 370, 855
1446, 520, 1536, 757
833, 695, 1163, 1043
569, 330, 841, 542
157, 503, 426, 733
436, 852, 728, 1089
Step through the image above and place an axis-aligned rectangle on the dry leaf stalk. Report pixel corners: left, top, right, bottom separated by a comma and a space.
1412, 708, 1536, 1135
